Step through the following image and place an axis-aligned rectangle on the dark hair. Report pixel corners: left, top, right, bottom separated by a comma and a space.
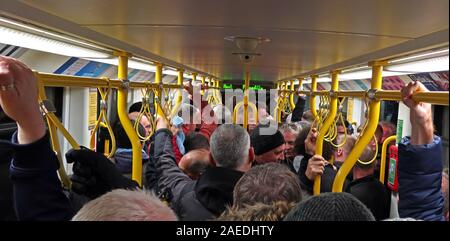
233, 163, 302, 208
184, 159, 210, 179
183, 132, 210, 153
128, 102, 142, 114
114, 120, 145, 148
322, 139, 335, 161
293, 123, 311, 156
283, 192, 375, 221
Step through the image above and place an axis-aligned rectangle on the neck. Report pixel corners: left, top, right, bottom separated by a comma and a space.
353, 167, 374, 180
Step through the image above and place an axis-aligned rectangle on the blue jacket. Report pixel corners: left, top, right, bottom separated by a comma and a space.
1, 132, 73, 220
398, 135, 444, 221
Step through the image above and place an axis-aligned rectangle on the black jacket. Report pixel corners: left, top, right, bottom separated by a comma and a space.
345, 175, 390, 220
291, 95, 307, 122
154, 129, 243, 221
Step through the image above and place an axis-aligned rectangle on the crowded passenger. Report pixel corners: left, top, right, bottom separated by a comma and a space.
72, 189, 177, 221
279, 123, 301, 173
397, 81, 445, 221
345, 146, 390, 220
250, 124, 285, 165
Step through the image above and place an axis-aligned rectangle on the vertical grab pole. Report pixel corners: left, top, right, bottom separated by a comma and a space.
310, 75, 319, 121
192, 73, 197, 85
116, 51, 142, 186
243, 70, 250, 129
201, 76, 206, 95
313, 70, 340, 195
154, 63, 165, 117
289, 79, 296, 110
332, 61, 385, 192
169, 69, 183, 118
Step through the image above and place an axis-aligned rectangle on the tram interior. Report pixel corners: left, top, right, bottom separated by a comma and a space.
0, 0, 448, 221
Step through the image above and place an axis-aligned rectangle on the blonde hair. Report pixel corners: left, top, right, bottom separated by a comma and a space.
72, 189, 177, 221
217, 201, 296, 221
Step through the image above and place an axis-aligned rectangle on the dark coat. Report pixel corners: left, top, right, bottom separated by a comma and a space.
154, 129, 243, 221
398, 136, 444, 221
346, 175, 390, 220
1, 132, 73, 220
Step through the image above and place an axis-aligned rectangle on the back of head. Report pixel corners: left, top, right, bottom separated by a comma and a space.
72, 189, 178, 221
355, 146, 376, 169
233, 163, 302, 208
250, 124, 285, 156
293, 123, 311, 156
128, 102, 142, 114
184, 132, 210, 153
210, 124, 250, 168
302, 110, 314, 123
279, 122, 301, 136
284, 192, 375, 221
218, 201, 296, 221
179, 149, 212, 179
114, 120, 145, 149
335, 135, 357, 156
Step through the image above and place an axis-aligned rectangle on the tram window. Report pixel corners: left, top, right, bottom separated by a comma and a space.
0, 87, 63, 140
45, 87, 63, 119
379, 101, 399, 124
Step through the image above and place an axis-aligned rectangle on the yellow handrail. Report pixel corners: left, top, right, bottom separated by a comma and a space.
309, 75, 319, 121
313, 70, 340, 195
379, 135, 397, 184
289, 79, 296, 110
169, 69, 184, 119
332, 61, 385, 192
116, 52, 142, 186
243, 70, 250, 129
233, 101, 258, 125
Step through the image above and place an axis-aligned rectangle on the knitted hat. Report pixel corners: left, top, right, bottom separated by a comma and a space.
250, 124, 285, 155
114, 120, 145, 149
283, 192, 375, 221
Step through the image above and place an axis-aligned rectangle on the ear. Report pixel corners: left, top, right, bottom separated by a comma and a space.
248, 147, 255, 166
209, 152, 218, 166
337, 148, 343, 157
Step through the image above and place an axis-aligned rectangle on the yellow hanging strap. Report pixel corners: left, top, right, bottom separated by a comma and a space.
135, 82, 156, 143
355, 98, 379, 165
162, 87, 174, 118
89, 77, 116, 158
328, 97, 348, 148
36, 72, 80, 189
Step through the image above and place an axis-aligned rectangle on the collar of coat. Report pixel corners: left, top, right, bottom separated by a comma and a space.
194, 166, 244, 216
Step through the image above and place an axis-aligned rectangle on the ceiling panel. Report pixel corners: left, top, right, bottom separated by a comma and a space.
15, 0, 450, 82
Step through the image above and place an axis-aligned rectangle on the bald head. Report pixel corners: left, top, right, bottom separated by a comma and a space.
178, 149, 212, 179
